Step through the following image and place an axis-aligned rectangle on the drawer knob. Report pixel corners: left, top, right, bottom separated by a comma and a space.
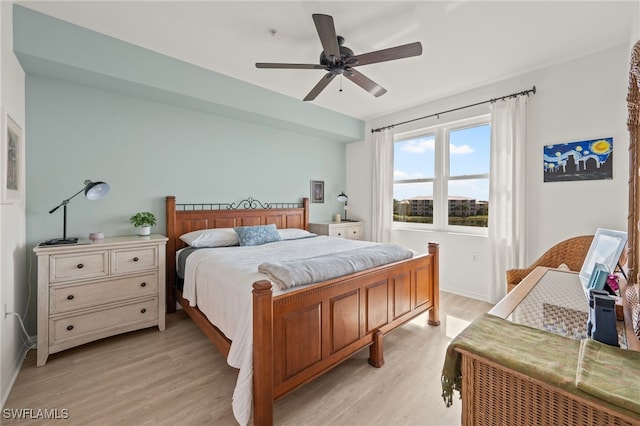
338, 232, 342, 236
140, 282, 146, 287
77, 263, 84, 269
133, 257, 139, 262
67, 295, 74, 300
66, 325, 74, 331
140, 308, 147, 314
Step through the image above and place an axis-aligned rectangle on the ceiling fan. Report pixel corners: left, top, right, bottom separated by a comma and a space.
255, 14, 422, 101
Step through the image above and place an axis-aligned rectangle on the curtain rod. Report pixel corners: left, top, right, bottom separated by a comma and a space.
370, 85, 536, 133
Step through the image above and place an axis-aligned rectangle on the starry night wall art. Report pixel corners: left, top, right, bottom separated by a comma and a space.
543, 137, 613, 183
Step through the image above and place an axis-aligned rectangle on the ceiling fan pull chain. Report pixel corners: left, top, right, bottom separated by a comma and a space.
340, 75, 343, 92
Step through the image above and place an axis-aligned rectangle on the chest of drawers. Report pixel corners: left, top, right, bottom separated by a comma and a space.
34, 235, 168, 366
309, 221, 364, 240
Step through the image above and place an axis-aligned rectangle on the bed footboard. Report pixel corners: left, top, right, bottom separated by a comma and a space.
252, 242, 439, 425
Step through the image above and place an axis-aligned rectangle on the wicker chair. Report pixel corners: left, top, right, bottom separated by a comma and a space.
506, 235, 594, 293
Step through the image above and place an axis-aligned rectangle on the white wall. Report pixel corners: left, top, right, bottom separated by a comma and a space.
348, 44, 630, 302
0, 1, 28, 408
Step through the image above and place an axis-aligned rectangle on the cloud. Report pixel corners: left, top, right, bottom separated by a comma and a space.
401, 138, 434, 153
448, 179, 489, 201
401, 138, 473, 155
394, 182, 433, 200
450, 144, 474, 154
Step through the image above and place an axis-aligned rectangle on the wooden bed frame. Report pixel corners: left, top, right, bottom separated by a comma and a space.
165, 196, 440, 425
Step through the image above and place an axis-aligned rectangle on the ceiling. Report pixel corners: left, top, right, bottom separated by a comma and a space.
17, 1, 637, 121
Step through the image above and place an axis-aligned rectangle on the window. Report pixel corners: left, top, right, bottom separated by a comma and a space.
393, 115, 490, 232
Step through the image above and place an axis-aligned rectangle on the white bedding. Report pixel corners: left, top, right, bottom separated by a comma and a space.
181, 235, 378, 425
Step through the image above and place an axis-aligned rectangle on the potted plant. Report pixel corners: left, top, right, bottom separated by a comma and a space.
129, 211, 156, 236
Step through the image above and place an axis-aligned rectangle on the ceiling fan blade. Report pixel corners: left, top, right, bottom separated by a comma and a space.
312, 14, 341, 62
303, 73, 336, 101
344, 69, 387, 97
350, 41, 422, 67
256, 63, 326, 70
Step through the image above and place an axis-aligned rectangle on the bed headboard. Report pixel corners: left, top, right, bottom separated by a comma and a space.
164, 196, 309, 312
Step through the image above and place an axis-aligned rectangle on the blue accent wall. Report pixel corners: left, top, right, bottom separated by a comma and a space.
14, 5, 363, 246
13, 5, 363, 142
25, 75, 347, 244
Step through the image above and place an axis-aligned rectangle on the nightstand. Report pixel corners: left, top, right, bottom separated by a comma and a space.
34, 234, 168, 366
309, 221, 364, 240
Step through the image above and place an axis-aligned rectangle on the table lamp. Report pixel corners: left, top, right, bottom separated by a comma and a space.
42, 179, 110, 245
337, 192, 349, 221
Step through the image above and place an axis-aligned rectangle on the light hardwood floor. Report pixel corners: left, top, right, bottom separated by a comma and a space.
4, 292, 492, 425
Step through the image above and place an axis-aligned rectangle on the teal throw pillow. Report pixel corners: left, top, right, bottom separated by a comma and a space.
234, 224, 282, 246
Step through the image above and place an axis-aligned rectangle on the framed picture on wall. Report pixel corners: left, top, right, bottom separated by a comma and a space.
311, 180, 324, 203
543, 137, 613, 182
1, 109, 23, 204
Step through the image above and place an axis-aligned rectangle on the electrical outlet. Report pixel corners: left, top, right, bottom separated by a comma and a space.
472, 254, 479, 261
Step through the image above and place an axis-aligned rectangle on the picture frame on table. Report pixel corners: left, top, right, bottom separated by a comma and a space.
1, 109, 23, 204
310, 180, 324, 203
579, 228, 627, 288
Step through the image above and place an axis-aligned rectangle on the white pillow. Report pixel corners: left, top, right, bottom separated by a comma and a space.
180, 228, 239, 248
278, 228, 317, 240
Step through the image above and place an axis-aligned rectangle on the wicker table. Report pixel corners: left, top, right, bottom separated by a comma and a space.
455, 267, 640, 426
491, 267, 639, 351
500, 268, 628, 347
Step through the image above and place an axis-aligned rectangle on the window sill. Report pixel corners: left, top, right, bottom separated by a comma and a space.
392, 225, 488, 238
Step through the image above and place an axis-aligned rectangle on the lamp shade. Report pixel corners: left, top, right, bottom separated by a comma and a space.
85, 180, 110, 200
337, 192, 348, 203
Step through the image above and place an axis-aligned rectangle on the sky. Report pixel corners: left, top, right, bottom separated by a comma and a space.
393, 124, 491, 202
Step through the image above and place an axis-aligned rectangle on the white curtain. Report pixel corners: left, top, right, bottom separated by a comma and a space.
372, 128, 394, 242
488, 96, 528, 303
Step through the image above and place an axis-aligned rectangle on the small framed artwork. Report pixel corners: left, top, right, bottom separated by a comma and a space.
310, 180, 324, 203
1, 110, 23, 204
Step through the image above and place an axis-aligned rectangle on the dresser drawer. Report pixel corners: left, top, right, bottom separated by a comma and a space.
346, 225, 363, 240
328, 225, 348, 238
50, 272, 158, 314
50, 251, 109, 283
310, 222, 364, 240
49, 298, 158, 346
112, 246, 157, 274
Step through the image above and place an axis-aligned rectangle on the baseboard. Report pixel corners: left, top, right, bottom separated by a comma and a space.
1, 343, 32, 410
1, 333, 36, 410
440, 285, 491, 303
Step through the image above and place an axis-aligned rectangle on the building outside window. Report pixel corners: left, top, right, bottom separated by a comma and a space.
393, 115, 490, 233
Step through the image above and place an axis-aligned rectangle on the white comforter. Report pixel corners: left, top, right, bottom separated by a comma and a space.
181, 236, 377, 425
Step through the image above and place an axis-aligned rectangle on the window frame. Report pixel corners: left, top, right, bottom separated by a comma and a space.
393, 114, 491, 235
